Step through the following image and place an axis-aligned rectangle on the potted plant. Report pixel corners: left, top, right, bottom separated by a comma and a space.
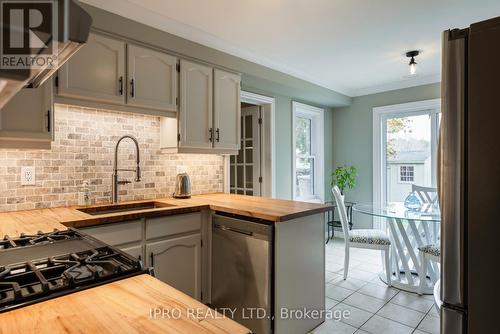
331, 165, 358, 197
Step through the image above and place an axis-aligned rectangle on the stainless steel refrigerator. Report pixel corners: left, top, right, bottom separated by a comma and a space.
440, 16, 500, 334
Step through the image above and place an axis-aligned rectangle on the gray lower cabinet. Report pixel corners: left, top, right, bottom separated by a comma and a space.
58, 33, 126, 104
0, 80, 53, 148
79, 213, 204, 301
119, 244, 143, 262
81, 220, 143, 246
146, 233, 202, 299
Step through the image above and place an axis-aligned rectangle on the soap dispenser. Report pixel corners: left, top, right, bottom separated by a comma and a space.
78, 180, 91, 206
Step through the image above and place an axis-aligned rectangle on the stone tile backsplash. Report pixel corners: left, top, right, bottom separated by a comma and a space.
0, 105, 224, 212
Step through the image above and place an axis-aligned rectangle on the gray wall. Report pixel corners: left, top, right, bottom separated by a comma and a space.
79, 3, 348, 200
332, 83, 441, 228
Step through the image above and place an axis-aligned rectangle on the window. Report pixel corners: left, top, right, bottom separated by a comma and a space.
292, 102, 324, 202
399, 165, 415, 183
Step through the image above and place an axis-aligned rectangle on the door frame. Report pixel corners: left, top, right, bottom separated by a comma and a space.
223, 91, 276, 197
372, 98, 441, 228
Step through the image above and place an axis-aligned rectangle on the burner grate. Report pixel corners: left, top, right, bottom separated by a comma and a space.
0, 229, 146, 313
0, 229, 81, 250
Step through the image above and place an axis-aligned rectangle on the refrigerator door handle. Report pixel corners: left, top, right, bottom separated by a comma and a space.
439, 30, 467, 307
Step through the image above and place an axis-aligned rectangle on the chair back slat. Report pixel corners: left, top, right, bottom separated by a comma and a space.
412, 184, 438, 205
332, 186, 350, 244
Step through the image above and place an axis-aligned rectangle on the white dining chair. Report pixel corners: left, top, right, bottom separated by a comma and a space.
418, 243, 441, 295
412, 184, 439, 205
412, 184, 440, 246
331, 186, 392, 286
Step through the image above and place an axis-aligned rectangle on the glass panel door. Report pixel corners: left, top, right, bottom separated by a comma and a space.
383, 111, 439, 202
230, 105, 262, 196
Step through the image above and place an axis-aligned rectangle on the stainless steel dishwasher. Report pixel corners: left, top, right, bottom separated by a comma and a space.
211, 213, 273, 334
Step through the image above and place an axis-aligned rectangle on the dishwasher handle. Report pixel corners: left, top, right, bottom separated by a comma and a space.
213, 223, 254, 236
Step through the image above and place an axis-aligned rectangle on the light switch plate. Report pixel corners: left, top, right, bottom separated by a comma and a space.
21, 166, 36, 186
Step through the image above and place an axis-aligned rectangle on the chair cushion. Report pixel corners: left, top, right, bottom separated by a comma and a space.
349, 229, 390, 245
418, 244, 441, 257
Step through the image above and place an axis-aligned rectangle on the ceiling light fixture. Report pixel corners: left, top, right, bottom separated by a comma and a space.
406, 50, 419, 75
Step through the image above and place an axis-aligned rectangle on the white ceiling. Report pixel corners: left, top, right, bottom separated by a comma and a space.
81, 0, 500, 97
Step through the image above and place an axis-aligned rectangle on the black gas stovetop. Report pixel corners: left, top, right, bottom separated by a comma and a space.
0, 228, 149, 313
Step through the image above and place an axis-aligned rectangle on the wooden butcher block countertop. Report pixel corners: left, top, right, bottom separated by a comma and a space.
0, 274, 250, 334
0, 193, 333, 234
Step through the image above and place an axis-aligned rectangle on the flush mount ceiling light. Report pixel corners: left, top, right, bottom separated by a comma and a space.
406, 50, 420, 75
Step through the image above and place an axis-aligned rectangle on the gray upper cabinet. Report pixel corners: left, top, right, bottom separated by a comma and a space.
0, 80, 53, 148
178, 60, 213, 150
58, 33, 126, 104
213, 69, 241, 150
146, 233, 202, 299
57, 33, 178, 114
127, 44, 178, 111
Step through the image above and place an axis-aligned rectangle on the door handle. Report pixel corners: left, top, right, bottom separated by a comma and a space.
130, 78, 135, 98
216, 128, 220, 142
215, 224, 253, 236
118, 76, 123, 95
209, 128, 213, 142
150, 252, 154, 267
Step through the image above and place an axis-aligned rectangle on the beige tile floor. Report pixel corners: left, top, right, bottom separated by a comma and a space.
311, 237, 440, 334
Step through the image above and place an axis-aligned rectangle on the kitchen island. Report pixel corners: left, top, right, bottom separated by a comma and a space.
0, 193, 331, 334
0, 274, 250, 334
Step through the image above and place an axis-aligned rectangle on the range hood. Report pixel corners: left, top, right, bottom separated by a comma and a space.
0, 0, 92, 109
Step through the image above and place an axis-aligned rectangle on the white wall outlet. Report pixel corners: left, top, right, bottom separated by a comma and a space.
21, 166, 36, 186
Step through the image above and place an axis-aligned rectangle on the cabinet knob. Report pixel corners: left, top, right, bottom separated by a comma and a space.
216, 128, 220, 142
150, 252, 154, 267
209, 128, 213, 142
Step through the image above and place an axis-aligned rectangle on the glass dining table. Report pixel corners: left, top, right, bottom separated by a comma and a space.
353, 202, 440, 294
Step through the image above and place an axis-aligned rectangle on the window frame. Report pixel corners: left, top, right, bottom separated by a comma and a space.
292, 101, 324, 202
372, 98, 441, 230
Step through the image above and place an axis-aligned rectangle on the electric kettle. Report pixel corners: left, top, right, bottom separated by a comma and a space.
173, 173, 191, 198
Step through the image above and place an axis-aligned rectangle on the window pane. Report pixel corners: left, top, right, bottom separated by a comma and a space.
385, 114, 431, 201
295, 116, 311, 156
245, 115, 253, 139
246, 166, 253, 188
295, 157, 314, 198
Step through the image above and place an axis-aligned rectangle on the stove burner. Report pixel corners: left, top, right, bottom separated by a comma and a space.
0, 229, 80, 250
0, 229, 147, 313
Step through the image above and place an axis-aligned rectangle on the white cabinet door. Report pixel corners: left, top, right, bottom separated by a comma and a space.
119, 244, 143, 262
126, 44, 178, 111
58, 33, 126, 104
213, 69, 241, 150
179, 60, 213, 149
146, 233, 202, 299
0, 80, 53, 147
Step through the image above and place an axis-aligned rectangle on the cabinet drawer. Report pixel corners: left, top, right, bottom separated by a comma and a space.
82, 220, 142, 246
146, 213, 201, 240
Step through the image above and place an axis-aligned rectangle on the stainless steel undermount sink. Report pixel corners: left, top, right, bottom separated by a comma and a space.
77, 201, 176, 216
